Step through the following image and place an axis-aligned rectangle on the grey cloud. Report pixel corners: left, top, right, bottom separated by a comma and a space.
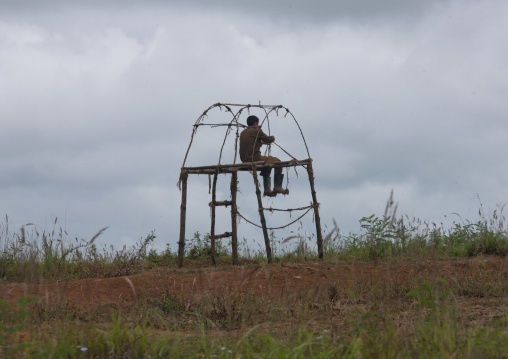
2, 0, 447, 23
1, 0, 507, 249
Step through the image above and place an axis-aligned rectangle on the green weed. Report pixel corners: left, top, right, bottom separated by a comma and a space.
0, 296, 38, 357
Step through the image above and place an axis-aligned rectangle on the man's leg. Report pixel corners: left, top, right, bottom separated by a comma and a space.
262, 156, 289, 196
259, 158, 274, 196
273, 167, 289, 195
262, 173, 274, 196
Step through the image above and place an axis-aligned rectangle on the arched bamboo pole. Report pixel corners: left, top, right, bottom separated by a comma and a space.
177, 103, 322, 267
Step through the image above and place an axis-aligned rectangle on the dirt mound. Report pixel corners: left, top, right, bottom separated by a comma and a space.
2, 257, 507, 311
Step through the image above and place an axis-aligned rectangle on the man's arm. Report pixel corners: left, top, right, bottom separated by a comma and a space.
258, 129, 275, 144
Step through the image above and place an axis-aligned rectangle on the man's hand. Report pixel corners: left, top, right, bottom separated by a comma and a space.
262, 136, 275, 144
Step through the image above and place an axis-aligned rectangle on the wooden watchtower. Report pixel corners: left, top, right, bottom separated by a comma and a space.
177, 103, 323, 267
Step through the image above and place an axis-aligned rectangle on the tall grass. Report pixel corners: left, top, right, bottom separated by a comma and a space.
320, 200, 508, 262
1, 200, 507, 283
0, 216, 161, 283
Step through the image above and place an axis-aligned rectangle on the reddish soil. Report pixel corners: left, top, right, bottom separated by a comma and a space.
2, 256, 508, 313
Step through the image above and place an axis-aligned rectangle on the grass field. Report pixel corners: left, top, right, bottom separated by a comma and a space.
1, 205, 508, 358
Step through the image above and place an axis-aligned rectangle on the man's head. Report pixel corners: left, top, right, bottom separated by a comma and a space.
246, 115, 259, 127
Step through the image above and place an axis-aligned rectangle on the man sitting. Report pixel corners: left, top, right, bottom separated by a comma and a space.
239, 115, 288, 196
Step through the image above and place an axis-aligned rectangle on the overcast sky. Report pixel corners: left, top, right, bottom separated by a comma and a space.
1, 0, 507, 252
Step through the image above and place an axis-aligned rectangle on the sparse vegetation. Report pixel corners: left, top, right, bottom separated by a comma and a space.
1, 203, 507, 358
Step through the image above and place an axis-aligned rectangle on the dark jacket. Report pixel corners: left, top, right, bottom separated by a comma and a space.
239, 126, 274, 162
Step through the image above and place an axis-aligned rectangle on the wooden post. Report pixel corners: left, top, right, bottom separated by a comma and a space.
230, 170, 238, 265
307, 162, 324, 260
177, 170, 188, 268
210, 170, 218, 266
252, 168, 272, 263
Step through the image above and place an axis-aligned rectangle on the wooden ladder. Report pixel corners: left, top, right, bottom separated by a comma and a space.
209, 170, 239, 265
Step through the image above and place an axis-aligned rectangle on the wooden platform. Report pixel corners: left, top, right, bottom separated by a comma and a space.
182, 158, 312, 174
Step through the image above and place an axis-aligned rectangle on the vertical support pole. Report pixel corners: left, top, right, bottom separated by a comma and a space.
210, 170, 218, 266
307, 161, 324, 260
177, 170, 188, 268
252, 168, 272, 263
230, 170, 239, 265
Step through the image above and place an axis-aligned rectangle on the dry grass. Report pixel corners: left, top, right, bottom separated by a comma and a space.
1, 204, 508, 357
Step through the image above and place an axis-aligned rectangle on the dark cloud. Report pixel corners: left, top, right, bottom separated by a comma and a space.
1, 0, 447, 21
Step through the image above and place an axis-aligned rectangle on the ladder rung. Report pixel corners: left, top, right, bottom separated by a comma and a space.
210, 232, 232, 240
209, 200, 233, 207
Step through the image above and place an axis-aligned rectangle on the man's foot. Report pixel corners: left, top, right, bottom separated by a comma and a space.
263, 190, 276, 197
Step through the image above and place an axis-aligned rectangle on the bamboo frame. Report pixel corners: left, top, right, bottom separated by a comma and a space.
210, 170, 218, 266
177, 103, 324, 268
183, 159, 311, 174
176, 160, 323, 267
230, 171, 239, 265
209, 201, 233, 207
251, 167, 272, 263
177, 170, 188, 268
307, 162, 324, 260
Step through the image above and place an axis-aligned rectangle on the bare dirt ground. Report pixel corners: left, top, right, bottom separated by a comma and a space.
2, 256, 508, 319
